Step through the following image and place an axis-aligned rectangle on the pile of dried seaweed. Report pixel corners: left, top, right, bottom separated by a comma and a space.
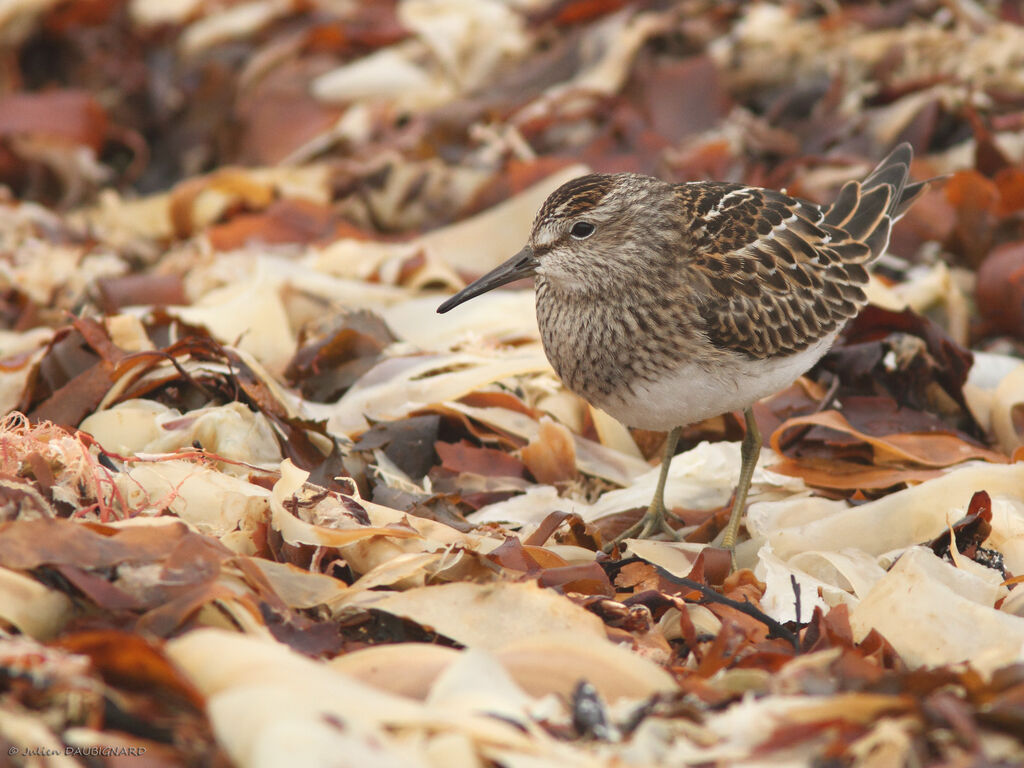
1, 1, 1023, 765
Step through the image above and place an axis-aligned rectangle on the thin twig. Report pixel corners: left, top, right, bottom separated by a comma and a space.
645, 562, 800, 649
791, 573, 802, 625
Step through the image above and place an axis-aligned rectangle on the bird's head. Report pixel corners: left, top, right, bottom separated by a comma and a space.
437, 173, 674, 314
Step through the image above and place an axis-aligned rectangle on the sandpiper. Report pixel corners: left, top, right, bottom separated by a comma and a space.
438, 144, 926, 560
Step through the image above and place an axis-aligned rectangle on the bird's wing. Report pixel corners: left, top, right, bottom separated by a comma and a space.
679, 144, 924, 360
676, 180, 875, 360
677, 151, 929, 361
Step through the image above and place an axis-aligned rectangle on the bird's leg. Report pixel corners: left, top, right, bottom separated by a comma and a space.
604, 426, 682, 551
721, 407, 760, 568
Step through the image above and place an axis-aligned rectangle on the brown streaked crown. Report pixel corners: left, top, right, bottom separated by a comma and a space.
534, 174, 616, 225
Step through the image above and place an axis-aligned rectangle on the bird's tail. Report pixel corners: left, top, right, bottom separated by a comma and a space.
823, 143, 928, 261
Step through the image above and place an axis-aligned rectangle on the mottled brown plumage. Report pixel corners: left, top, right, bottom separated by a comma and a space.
438, 143, 927, 561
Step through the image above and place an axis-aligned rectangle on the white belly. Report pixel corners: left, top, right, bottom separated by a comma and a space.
593, 333, 838, 430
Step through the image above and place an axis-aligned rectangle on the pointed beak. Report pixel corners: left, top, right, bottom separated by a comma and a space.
436, 246, 538, 314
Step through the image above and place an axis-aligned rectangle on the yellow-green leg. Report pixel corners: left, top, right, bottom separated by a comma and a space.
721, 407, 760, 568
605, 426, 682, 551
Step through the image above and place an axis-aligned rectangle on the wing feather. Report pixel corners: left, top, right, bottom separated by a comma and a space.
676, 143, 922, 360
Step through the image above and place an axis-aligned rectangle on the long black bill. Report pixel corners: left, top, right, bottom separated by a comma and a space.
436, 246, 538, 314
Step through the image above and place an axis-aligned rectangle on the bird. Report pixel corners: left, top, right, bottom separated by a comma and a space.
437, 144, 927, 563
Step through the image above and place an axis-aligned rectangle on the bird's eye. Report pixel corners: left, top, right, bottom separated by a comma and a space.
570, 221, 596, 239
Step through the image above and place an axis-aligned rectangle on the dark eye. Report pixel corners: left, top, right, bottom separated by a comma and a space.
570, 221, 595, 239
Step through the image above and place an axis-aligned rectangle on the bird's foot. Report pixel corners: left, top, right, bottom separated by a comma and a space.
603, 502, 681, 553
